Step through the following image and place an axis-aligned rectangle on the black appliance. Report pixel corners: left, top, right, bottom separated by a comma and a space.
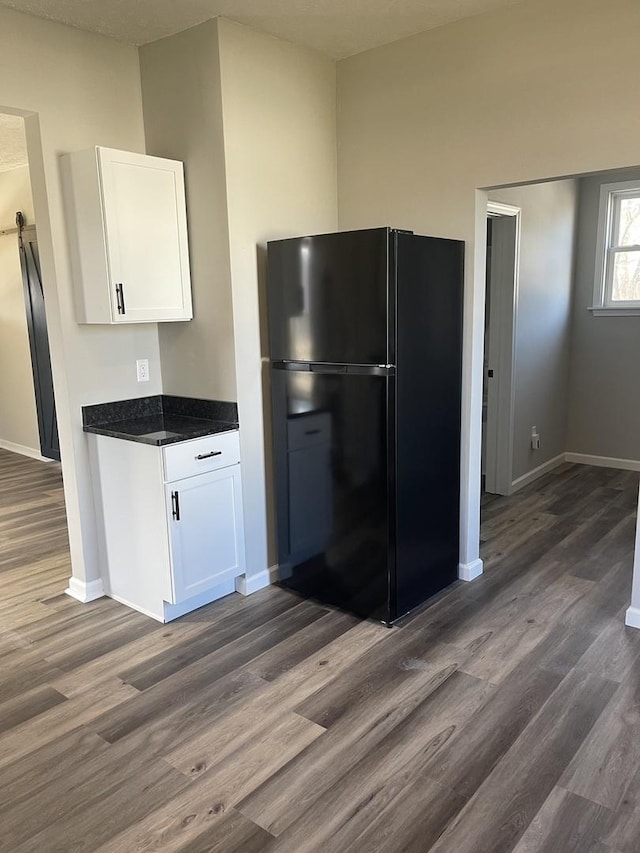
267, 227, 463, 624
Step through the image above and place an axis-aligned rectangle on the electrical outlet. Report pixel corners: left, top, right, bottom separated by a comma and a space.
136, 358, 150, 382
531, 426, 540, 451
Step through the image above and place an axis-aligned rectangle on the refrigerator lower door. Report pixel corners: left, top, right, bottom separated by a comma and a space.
271, 367, 393, 622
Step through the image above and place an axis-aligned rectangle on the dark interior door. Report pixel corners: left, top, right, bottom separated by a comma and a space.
19, 227, 60, 462
271, 366, 392, 621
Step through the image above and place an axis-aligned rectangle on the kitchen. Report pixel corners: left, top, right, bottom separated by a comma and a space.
2, 1, 640, 849
0, 15, 340, 611
0, 16, 485, 618
63, 140, 462, 624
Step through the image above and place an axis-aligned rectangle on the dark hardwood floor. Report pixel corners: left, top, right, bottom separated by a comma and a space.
0, 447, 639, 852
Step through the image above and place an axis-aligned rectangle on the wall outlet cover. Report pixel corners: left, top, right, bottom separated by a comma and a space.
136, 358, 150, 382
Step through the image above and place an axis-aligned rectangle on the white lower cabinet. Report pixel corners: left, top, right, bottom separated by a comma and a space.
166, 465, 245, 603
90, 431, 246, 622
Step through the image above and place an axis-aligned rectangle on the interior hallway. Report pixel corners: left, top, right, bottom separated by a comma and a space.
0, 448, 639, 852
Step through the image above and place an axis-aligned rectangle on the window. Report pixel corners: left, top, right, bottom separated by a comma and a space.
593, 180, 640, 314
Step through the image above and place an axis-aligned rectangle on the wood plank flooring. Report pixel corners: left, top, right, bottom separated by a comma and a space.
0, 447, 639, 851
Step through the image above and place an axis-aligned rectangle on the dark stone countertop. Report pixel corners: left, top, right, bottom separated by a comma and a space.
82, 395, 238, 446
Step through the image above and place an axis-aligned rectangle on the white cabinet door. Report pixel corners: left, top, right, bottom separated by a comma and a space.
99, 148, 193, 323
166, 465, 245, 603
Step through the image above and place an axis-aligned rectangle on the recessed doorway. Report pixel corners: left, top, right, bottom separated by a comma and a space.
482, 202, 519, 497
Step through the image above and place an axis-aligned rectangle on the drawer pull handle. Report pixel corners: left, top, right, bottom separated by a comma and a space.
171, 490, 180, 521
195, 451, 222, 460
304, 429, 321, 436
115, 282, 126, 315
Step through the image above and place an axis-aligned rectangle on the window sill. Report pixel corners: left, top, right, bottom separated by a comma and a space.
588, 306, 640, 317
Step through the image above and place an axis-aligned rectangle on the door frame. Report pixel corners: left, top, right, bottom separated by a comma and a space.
2, 106, 91, 597
484, 201, 520, 496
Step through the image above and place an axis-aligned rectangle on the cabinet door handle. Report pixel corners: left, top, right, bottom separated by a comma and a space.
115, 282, 126, 315
304, 429, 321, 436
195, 451, 222, 460
171, 490, 180, 521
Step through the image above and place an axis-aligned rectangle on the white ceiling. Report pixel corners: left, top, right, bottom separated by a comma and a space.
0, 113, 27, 173
0, 0, 525, 58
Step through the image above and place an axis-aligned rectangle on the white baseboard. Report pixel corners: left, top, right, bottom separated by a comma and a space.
510, 453, 566, 494
0, 438, 49, 463
509, 453, 640, 495
625, 606, 640, 629
65, 576, 105, 603
565, 452, 640, 472
235, 568, 272, 596
458, 558, 483, 582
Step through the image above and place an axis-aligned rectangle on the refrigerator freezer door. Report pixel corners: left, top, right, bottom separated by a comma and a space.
271, 367, 392, 622
267, 229, 391, 366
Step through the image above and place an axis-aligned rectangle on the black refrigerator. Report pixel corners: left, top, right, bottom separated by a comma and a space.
267, 227, 463, 625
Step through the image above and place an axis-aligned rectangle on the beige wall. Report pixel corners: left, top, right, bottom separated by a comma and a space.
489, 180, 578, 482
218, 19, 338, 574
567, 168, 640, 462
6, 0, 638, 594
336, 0, 640, 570
0, 7, 161, 589
0, 9, 338, 592
140, 21, 237, 403
0, 164, 40, 453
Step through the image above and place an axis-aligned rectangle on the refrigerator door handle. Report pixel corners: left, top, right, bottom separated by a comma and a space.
310, 364, 346, 374
271, 361, 394, 376
272, 361, 310, 371
347, 364, 395, 376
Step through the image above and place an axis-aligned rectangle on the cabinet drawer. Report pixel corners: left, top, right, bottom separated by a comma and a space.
287, 412, 332, 451
163, 431, 240, 482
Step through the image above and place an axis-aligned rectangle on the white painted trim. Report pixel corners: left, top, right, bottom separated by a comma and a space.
487, 201, 520, 218
458, 558, 483, 582
458, 190, 488, 579
565, 452, 640, 472
594, 180, 640, 311
628, 483, 640, 631
589, 306, 640, 316
65, 576, 105, 603
0, 438, 50, 463
625, 606, 640, 629
235, 569, 271, 596
510, 453, 566, 493
594, 181, 614, 308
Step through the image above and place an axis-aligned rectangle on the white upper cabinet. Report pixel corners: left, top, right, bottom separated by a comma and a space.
62, 146, 193, 324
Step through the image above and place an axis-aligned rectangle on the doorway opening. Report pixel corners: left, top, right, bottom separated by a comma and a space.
0, 112, 68, 583
0, 113, 59, 464
477, 170, 640, 589
482, 202, 519, 497
18, 211, 60, 461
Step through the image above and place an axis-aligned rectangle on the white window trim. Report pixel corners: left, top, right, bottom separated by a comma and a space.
591, 179, 640, 315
